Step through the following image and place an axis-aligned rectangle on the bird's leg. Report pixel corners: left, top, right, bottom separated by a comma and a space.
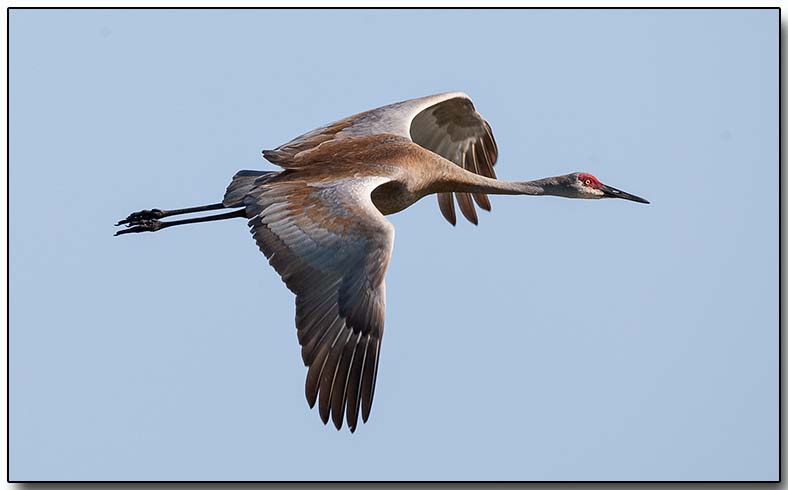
114, 209, 247, 236
115, 203, 225, 226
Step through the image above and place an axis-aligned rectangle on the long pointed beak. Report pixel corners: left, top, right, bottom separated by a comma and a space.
600, 184, 650, 204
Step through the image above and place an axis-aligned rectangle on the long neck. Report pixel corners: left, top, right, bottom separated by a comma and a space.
431, 165, 560, 196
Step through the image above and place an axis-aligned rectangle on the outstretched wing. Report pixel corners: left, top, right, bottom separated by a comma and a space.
407, 94, 499, 225
263, 92, 499, 225
244, 175, 394, 432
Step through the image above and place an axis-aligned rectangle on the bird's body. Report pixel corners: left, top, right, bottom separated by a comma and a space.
246, 135, 434, 215
116, 92, 649, 432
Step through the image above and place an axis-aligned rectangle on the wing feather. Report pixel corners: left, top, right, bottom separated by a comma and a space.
436, 192, 457, 226
331, 330, 362, 429
455, 192, 478, 225
469, 145, 492, 211
244, 175, 394, 431
360, 337, 381, 423
345, 336, 370, 431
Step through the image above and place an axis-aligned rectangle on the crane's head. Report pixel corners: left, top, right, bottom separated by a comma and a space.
557, 172, 650, 204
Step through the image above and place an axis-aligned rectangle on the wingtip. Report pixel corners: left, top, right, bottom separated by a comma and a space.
437, 193, 457, 226
319, 405, 331, 425
332, 411, 344, 431
456, 193, 478, 225
472, 193, 492, 212
306, 390, 317, 409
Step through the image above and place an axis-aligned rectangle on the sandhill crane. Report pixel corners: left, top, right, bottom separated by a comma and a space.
116, 92, 649, 432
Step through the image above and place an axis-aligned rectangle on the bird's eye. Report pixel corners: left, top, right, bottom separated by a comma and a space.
584, 179, 592, 186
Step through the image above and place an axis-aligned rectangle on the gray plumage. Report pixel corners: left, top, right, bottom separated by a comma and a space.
116, 92, 649, 432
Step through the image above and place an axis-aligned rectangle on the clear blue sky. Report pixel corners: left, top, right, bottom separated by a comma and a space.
9, 9, 778, 481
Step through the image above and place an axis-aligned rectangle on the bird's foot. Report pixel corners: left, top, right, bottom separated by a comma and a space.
114, 219, 164, 236
115, 209, 165, 227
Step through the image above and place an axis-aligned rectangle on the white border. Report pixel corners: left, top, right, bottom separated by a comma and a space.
1, 2, 781, 486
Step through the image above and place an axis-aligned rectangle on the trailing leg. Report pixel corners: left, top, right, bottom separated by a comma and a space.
115, 202, 225, 226
114, 208, 247, 236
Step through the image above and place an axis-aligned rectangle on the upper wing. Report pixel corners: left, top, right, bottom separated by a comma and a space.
263, 92, 499, 224
408, 94, 499, 225
243, 175, 394, 432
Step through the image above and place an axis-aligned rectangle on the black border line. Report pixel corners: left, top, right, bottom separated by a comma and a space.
6, 5, 782, 484
6, 4, 8, 486
779, 6, 782, 486
3, 5, 786, 8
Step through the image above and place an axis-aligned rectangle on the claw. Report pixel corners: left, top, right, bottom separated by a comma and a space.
116, 209, 165, 227
114, 219, 163, 236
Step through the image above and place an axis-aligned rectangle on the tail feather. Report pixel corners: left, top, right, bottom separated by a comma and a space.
223, 170, 278, 208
